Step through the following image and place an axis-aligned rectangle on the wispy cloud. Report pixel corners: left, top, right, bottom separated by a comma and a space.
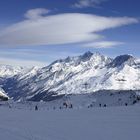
24, 8, 50, 20
0, 48, 81, 66
0, 57, 47, 67
0, 9, 138, 46
73, 0, 107, 8
83, 41, 124, 48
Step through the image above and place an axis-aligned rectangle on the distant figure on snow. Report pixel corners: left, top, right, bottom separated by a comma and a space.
69, 104, 73, 109
35, 105, 38, 110
63, 102, 68, 108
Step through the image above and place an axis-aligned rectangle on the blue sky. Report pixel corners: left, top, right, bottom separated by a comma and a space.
0, 0, 140, 66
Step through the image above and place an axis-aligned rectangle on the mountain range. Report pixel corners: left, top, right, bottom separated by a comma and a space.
0, 51, 140, 101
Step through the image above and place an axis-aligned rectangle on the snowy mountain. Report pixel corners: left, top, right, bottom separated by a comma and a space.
0, 64, 26, 78
0, 87, 8, 100
0, 52, 140, 101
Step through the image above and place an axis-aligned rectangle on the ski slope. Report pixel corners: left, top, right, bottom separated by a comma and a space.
0, 105, 140, 140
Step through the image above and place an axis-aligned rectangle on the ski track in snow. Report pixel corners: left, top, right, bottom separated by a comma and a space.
0, 106, 140, 140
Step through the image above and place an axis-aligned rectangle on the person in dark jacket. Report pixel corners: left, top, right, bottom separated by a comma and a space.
35, 105, 38, 110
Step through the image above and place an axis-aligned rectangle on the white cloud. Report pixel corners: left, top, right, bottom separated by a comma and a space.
73, 0, 107, 8
83, 41, 124, 48
24, 8, 50, 19
0, 11, 138, 46
0, 57, 47, 67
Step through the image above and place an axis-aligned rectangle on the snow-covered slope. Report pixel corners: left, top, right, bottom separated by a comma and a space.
0, 64, 27, 78
48, 53, 139, 94
0, 105, 140, 140
1, 52, 140, 101
0, 88, 8, 100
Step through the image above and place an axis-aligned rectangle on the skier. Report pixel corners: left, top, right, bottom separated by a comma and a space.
35, 105, 38, 110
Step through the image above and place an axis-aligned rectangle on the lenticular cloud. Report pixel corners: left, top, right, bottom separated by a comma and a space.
0, 12, 138, 46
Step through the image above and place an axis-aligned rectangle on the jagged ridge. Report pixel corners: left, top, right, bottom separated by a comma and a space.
0, 52, 140, 101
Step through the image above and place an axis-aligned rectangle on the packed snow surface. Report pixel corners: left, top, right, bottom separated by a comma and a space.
0, 105, 140, 140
